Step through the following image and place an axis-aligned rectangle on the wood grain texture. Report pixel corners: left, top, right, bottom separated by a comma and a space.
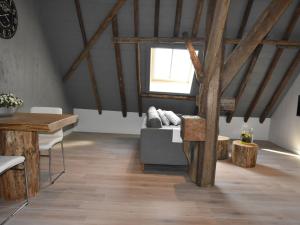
232, 140, 258, 168
0, 113, 78, 132
244, 2, 300, 122
114, 36, 300, 47
74, 0, 102, 114
183, 32, 203, 82
217, 136, 230, 160
196, 0, 230, 187
259, 49, 300, 123
2, 133, 300, 225
0, 131, 39, 200
112, 16, 127, 117
221, 0, 293, 94
191, 0, 204, 38
181, 116, 206, 141
63, 0, 127, 82
134, 0, 142, 117
173, 0, 183, 37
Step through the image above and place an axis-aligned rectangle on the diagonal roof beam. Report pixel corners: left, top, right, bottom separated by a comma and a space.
191, 0, 204, 38
74, 0, 102, 114
63, 0, 127, 82
244, 2, 300, 122
134, 0, 143, 117
154, 0, 160, 37
173, 0, 183, 37
220, 0, 293, 95
260, 50, 300, 123
183, 32, 203, 82
112, 16, 127, 117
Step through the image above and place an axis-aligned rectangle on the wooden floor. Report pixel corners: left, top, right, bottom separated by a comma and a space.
1, 132, 300, 225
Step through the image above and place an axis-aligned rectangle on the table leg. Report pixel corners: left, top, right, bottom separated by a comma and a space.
0, 130, 40, 201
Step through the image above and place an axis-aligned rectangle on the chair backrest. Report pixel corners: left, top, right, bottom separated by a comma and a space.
30, 107, 64, 139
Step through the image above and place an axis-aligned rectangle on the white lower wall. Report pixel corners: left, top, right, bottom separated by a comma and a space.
219, 116, 270, 140
74, 108, 146, 135
269, 73, 300, 154
73, 108, 270, 140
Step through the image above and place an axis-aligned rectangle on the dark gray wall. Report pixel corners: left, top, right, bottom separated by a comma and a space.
0, 0, 71, 113
36, 0, 300, 116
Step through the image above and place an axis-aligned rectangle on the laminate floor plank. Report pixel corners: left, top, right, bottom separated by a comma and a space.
0, 132, 299, 225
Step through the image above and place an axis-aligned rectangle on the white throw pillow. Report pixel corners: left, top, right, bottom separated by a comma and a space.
157, 109, 170, 126
165, 111, 181, 126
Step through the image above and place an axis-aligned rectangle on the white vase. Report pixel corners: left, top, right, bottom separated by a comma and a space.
0, 107, 18, 117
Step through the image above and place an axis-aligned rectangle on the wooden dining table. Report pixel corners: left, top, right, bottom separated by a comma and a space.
0, 112, 78, 201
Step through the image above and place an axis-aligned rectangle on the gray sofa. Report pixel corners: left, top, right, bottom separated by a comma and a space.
140, 118, 187, 166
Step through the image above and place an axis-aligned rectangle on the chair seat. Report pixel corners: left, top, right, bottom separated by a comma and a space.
39, 136, 63, 151
0, 156, 25, 174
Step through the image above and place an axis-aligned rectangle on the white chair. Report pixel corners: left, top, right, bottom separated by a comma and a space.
30, 107, 65, 184
0, 156, 29, 225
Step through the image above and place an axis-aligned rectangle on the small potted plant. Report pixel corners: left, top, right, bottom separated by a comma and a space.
240, 124, 253, 144
0, 93, 23, 117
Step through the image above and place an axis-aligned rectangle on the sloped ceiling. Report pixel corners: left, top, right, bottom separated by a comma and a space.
35, 0, 300, 117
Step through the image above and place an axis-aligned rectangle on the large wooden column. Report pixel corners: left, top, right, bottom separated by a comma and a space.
197, 0, 230, 187
0, 131, 39, 200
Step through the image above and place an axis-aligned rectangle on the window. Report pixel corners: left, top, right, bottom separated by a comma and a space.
149, 47, 197, 94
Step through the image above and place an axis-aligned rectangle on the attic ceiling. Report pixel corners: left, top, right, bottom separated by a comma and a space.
35, 0, 300, 121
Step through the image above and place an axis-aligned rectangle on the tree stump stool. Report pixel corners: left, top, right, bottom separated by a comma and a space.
232, 140, 259, 168
217, 136, 230, 160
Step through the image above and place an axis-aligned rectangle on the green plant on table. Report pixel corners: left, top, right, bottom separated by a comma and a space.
0, 93, 23, 108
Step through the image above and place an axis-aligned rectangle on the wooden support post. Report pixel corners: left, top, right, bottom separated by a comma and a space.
134, 0, 142, 117
74, 0, 102, 114
0, 131, 39, 200
112, 16, 127, 117
173, 0, 183, 37
221, 0, 293, 94
154, 0, 160, 37
63, 0, 127, 82
191, 0, 204, 38
196, 0, 230, 187
259, 50, 300, 123
244, 3, 300, 122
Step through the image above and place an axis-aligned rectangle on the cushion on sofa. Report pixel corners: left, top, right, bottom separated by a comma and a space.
157, 109, 170, 126
165, 111, 181, 125
146, 106, 162, 128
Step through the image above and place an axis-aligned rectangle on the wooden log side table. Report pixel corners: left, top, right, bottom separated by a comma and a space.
232, 140, 259, 168
0, 113, 78, 200
217, 136, 230, 160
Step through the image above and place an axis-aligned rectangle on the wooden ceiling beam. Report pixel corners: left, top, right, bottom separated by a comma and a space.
134, 0, 143, 117
141, 93, 234, 112
226, 0, 256, 122
226, 45, 263, 123
112, 16, 127, 117
191, 0, 204, 38
154, 0, 160, 37
220, 0, 293, 94
260, 50, 300, 123
173, 0, 183, 37
244, 2, 300, 122
113, 37, 300, 48
74, 0, 102, 114
183, 32, 203, 82
63, 0, 127, 82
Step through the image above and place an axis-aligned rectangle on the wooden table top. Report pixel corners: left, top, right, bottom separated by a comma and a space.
0, 113, 78, 132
